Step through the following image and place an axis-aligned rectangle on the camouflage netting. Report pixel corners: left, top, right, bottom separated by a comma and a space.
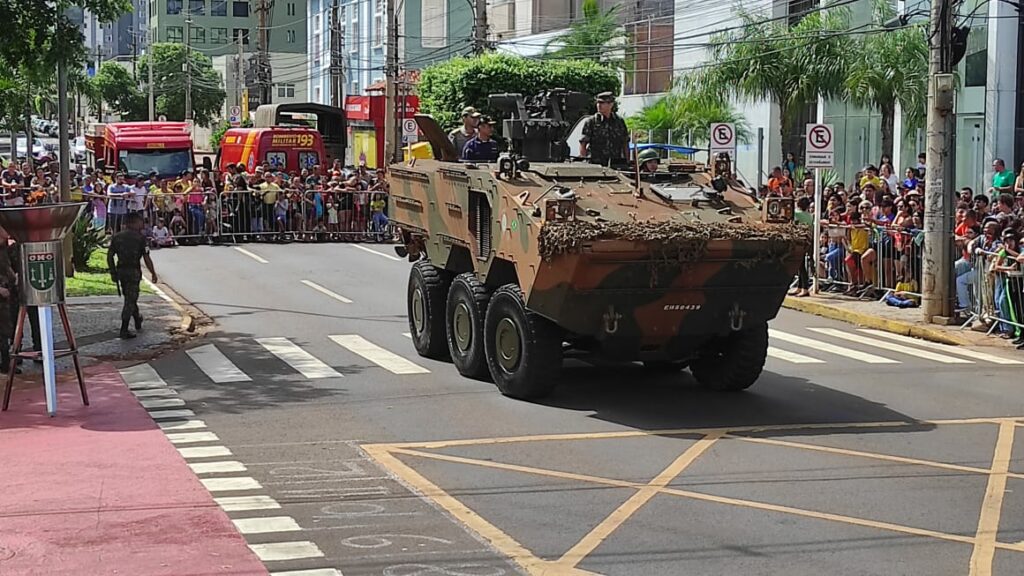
539, 220, 810, 260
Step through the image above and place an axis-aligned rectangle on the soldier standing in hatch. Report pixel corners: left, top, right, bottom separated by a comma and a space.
108, 212, 158, 339
579, 92, 629, 167
448, 107, 481, 155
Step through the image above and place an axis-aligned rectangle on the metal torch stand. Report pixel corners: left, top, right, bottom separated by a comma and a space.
1, 304, 88, 414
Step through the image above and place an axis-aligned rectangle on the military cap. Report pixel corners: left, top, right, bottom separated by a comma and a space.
595, 92, 616, 102
637, 148, 659, 163
461, 106, 480, 117
478, 115, 497, 125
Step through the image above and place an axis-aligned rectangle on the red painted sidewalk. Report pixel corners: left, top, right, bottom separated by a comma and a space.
0, 366, 268, 576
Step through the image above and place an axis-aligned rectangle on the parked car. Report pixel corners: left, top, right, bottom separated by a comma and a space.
15, 136, 46, 159
73, 135, 86, 162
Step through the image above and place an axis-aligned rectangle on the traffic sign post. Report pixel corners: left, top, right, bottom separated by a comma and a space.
805, 123, 834, 169
402, 118, 418, 144
229, 105, 242, 127
709, 123, 736, 160
805, 123, 834, 295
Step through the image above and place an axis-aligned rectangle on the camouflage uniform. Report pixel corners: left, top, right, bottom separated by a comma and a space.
108, 229, 149, 334
0, 242, 15, 368
581, 112, 629, 166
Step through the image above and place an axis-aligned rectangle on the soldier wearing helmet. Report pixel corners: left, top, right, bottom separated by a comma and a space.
637, 148, 660, 173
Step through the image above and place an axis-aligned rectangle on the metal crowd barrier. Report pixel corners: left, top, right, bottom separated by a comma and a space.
961, 248, 1024, 335
813, 222, 923, 299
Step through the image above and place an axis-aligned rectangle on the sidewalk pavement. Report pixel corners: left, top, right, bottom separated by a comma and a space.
0, 364, 268, 576
782, 292, 1003, 347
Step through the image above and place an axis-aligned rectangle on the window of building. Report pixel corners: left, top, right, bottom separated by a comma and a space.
339, 6, 346, 51
312, 32, 321, 66
211, 27, 228, 43
287, 2, 295, 16
167, 26, 183, 43
421, 0, 447, 48
190, 25, 205, 43
623, 16, 674, 96
373, 7, 383, 47
350, 15, 360, 52
314, 86, 321, 103
286, 29, 296, 43
167, 0, 182, 15
232, 1, 249, 17
189, 0, 205, 16
233, 27, 250, 44
964, 24, 988, 88
276, 83, 295, 98
211, 0, 227, 16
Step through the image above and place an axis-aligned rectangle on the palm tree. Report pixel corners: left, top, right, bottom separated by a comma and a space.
844, 0, 928, 160
682, 5, 852, 160
629, 89, 751, 147
545, 0, 627, 67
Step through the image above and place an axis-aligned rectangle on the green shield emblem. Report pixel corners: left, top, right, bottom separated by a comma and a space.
28, 252, 56, 291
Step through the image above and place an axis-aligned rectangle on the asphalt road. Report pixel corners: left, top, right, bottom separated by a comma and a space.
132, 241, 1024, 576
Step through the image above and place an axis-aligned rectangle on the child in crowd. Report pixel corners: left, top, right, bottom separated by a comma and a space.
151, 218, 175, 248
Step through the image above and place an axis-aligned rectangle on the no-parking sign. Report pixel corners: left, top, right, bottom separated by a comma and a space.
709, 123, 736, 159
805, 123, 834, 169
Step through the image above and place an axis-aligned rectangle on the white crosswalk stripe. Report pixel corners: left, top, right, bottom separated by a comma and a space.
256, 337, 343, 379
119, 364, 168, 389
857, 329, 1024, 365
808, 328, 974, 364
233, 516, 302, 534
189, 461, 247, 474
271, 570, 343, 576
769, 329, 900, 364
249, 541, 325, 562
330, 334, 430, 374
186, 344, 252, 383
215, 495, 281, 511
767, 346, 825, 364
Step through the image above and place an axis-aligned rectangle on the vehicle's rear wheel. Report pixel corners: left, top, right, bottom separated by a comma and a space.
689, 323, 769, 391
484, 285, 562, 399
408, 260, 450, 359
446, 273, 490, 379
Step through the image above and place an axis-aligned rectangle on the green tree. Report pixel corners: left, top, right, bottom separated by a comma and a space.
90, 61, 146, 120
419, 53, 620, 131
138, 43, 226, 126
845, 0, 928, 160
683, 5, 852, 159
544, 0, 627, 67
209, 118, 253, 151
0, 1, 129, 73
629, 89, 751, 147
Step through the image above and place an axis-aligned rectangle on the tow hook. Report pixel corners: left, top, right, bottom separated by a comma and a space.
728, 303, 746, 332
603, 306, 621, 335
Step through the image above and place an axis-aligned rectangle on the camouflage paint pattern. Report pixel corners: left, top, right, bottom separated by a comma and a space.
390, 118, 807, 361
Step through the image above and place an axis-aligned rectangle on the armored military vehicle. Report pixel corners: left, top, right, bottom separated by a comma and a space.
389, 90, 807, 400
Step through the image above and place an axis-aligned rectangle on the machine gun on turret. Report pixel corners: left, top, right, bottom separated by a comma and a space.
488, 90, 589, 163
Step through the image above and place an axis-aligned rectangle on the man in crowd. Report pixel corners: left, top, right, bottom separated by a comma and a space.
580, 92, 629, 167
449, 107, 480, 155
462, 116, 500, 162
989, 158, 1015, 200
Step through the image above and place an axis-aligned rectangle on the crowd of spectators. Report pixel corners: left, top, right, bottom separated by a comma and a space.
61, 158, 393, 247
775, 151, 1024, 348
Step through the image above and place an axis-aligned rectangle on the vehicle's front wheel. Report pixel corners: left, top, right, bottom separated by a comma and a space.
484, 285, 562, 399
689, 323, 769, 391
407, 260, 450, 359
446, 273, 490, 379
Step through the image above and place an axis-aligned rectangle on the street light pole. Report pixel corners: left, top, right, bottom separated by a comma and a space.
921, 0, 956, 322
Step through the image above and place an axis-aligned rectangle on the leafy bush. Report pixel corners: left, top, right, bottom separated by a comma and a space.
418, 54, 621, 131
71, 215, 106, 271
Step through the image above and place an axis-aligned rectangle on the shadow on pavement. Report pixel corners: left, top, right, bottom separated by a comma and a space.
540, 362, 925, 436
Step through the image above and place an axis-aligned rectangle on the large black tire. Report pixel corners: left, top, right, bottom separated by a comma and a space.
446, 273, 491, 379
484, 285, 562, 400
689, 323, 769, 391
408, 260, 450, 359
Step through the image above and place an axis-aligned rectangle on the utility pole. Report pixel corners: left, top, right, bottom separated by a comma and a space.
148, 32, 155, 121
330, 0, 343, 108
184, 11, 193, 121
384, 0, 398, 164
921, 0, 956, 322
473, 0, 488, 54
236, 30, 244, 108
256, 0, 272, 105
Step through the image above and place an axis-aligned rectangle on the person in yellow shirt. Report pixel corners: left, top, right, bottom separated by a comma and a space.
843, 206, 873, 292
858, 165, 884, 195
259, 174, 282, 233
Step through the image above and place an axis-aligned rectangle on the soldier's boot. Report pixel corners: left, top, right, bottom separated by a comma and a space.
134, 313, 144, 331
120, 321, 137, 340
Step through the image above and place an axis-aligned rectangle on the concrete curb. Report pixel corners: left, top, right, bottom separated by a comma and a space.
782, 297, 968, 346
143, 278, 196, 334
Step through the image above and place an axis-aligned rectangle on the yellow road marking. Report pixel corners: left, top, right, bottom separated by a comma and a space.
555, 432, 722, 569
365, 417, 1024, 574
365, 445, 600, 576
366, 416, 1014, 451
969, 420, 1017, 576
727, 434, 1024, 481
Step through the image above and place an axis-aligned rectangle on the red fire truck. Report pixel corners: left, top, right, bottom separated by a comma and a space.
85, 122, 197, 179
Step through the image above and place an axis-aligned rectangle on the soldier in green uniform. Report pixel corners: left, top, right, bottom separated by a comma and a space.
0, 227, 18, 373
579, 92, 629, 167
107, 212, 158, 339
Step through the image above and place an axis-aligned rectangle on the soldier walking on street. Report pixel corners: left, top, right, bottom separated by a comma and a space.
580, 92, 629, 167
108, 213, 158, 339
